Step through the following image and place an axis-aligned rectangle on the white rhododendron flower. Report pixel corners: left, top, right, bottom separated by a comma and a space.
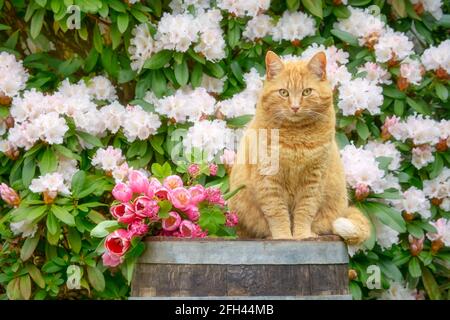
374, 30, 414, 63
411, 145, 435, 169
427, 218, 450, 246
364, 141, 402, 171
357, 62, 392, 85
10, 219, 38, 238
169, 0, 211, 13
122, 105, 161, 142
334, 7, 386, 46
194, 10, 226, 61
92, 146, 125, 172
394, 187, 431, 219
200, 74, 226, 94
388, 114, 441, 145
374, 218, 400, 250
29, 172, 71, 195
0, 51, 29, 97
57, 157, 79, 184
410, 0, 443, 20
129, 23, 157, 72
421, 39, 450, 74
400, 58, 424, 85
423, 168, 450, 210
379, 281, 418, 300
243, 14, 274, 41
100, 101, 126, 134
216, 0, 270, 17
87, 75, 117, 101
183, 119, 236, 161
155, 12, 199, 52
272, 11, 316, 42
155, 87, 216, 123
337, 78, 384, 115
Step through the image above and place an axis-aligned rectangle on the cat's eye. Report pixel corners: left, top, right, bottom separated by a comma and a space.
279, 89, 289, 97
302, 88, 312, 96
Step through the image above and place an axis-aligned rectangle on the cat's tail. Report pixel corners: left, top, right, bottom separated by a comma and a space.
332, 206, 371, 245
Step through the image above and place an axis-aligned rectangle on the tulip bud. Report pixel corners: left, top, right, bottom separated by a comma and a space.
208, 164, 218, 176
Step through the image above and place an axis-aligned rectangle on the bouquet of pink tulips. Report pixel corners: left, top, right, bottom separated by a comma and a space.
92, 170, 238, 267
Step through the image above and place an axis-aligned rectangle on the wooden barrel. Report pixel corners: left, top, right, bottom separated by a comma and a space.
130, 236, 350, 300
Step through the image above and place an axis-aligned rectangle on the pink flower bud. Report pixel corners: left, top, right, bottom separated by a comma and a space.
178, 220, 207, 238
134, 196, 159, 220
208, 164, 218, 176
187, 164, 200, 177
168, 187, 192, 211
112, 182, 133, 202
185, 205, 200, 222
205, 187, 225, 206
163, 175, 184, 190
162, 211, 182, 231
225, 211, 239, 227
189, 185, 207, 204
0, 183, 20, 207
128, 220, 149, 237
128, 170, 149, 194
105, 229, 131, 257
355, 183, 370, 201
102, 251, 123, 267
110, 203, 136, 224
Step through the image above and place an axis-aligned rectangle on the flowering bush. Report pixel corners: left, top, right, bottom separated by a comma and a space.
0, 0, 449, 300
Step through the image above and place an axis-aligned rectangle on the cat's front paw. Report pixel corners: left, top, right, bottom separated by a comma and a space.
293, 231, 318, 240
269, 232, 293, 240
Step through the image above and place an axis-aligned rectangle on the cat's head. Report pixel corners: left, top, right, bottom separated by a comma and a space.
260, 51, 333, 123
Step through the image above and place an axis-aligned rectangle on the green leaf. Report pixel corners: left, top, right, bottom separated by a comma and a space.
20, 234, 40, 261
302, 0, 323, 18
406, 97, 432, 115
205, 61, 225, 79
93, 24, 103, 53
226, 115, 253, 128
383, 86, 406, 99
121, 258, 136, 285
362, 202, 406, 233
151, 70, 167, 97
174, 59, 189, 86
223, 184, 245, 201
46, 212, 59, 235
429, 153, 443, 179
51, 205, 75, 226
87, 266, 105, 292
286, 0, 300, 11
117, 12, 129, 33
39, 148, 57, 175
333, 5, 351, 19
421, 266, 443, 300
407, 223, 424, 239
53, 145, 81, 161
90, 220, 119, 238
11, 205, 47, 222
330, 29, 358, 46
5, 30, 20, 49
77, 131, 103, 147
230, 61, 244, 84
349, 281, 362, 300
71, 171, 86, 198
356, 120, 370, 140
22, 157, 36, 187
68, 227, 82, 253
158, 200, 172, 219
19, 275, 32, 300
435, 82, 448, 101
143, 50, 172, 69
408, 257, 422, 278
394, 99, 405, 116
191, 63, 203, 88
30, 9, 45, 39
391, 0, 407, 18
26, 264, 45, 289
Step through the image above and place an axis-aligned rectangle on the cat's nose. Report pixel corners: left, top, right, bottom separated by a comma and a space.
291, 106, 300, 113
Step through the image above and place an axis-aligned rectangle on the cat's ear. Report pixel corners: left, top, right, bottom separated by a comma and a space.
265, 51, 284, 80
307, 52, 327, 81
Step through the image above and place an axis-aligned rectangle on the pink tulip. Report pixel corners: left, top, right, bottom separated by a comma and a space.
134, 196, 159, 220
187, 164, 200, 177
205, 187, 225, 206
185, 206, 200, 221
163, 175, 183, 190
112, 182, 133, 202
189, 185, 207, 204
0, 183, 20, 207
155, 186, 169, 200
110, 203, 136, 224
145, 177, 160, 198
128, 220, 149, 237
208, 164, 218, 176
105, 229, 131, 256
128, 170, 149, 194
225, 211, 239, 227
178, 220, 207, 238
102, 251, 123, 267
168, 187, 192, 210
162, 211, 182, 231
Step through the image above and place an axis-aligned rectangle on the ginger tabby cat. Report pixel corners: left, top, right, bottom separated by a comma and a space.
228, 51, 371, 244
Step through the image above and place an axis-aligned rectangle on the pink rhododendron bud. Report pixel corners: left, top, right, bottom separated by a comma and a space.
408, 235, 424, 256
381, 116, 400, 140
102, 251, 123, 267
185, 206, 200, 221
189, 185, 207, 204
134, 196, 159, 220
355, 183, 370, 201
178, 220, 207, 238
187, 164, 200, 177
110, 203, 136, 224
225, 211, 239, 227
112, 182, 133, 202
208, 164, 218, 176
220, 149, 236, 166
205, 187, 225, 206
128, 170, 149, 194
128, 220, 149, 237
169, 187, 192, 210
163, 175, 184, 190
105, 229, 131, 256
162, 211, 182, 231
0, 183, 20, 207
